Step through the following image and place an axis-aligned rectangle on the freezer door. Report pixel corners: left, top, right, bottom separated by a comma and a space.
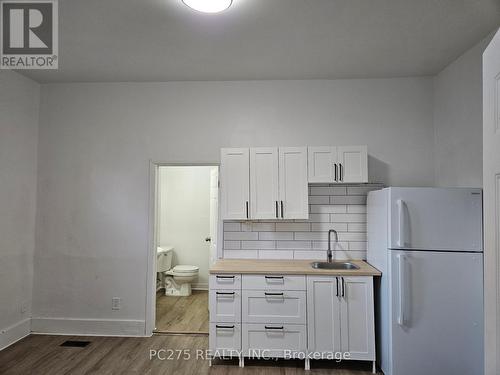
389, 250, 483, 375
389, 187, 482, 251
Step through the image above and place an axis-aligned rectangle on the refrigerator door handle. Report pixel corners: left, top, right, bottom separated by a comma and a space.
397, 253, 406, 326
397, 199, 407, 247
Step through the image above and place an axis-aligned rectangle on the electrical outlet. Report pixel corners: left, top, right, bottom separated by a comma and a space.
112, 297, 121, 311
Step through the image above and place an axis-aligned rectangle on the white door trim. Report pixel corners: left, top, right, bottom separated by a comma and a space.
483, 27, 500, 375
145, 160, 221, 336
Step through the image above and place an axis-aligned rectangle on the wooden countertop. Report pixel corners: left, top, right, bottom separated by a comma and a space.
209, 259, 381, 276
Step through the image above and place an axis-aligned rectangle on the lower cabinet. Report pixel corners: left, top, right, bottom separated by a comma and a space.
307, 276, 375, 362
209, 323, 241, 357
209, 273, 375, 371
242, 323, 307, 358
209, 289, 241, 322
242, 290, 306, 324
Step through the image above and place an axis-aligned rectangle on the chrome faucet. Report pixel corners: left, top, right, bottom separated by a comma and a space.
327, 229, 338, 263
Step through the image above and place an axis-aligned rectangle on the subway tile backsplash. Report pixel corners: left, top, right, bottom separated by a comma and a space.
222, 184, 384, 260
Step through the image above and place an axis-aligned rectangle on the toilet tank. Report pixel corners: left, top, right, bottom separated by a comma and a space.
157, 246, 173, 272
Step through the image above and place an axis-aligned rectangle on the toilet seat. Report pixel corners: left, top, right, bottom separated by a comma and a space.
173, 265, 199, 273
166, 265, 199, 277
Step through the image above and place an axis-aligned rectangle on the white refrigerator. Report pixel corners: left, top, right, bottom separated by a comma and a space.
367, 187, 483, 375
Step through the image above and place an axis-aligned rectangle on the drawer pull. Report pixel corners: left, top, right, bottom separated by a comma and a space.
216, 275, 235, 279
265, 326, 284, 330
216, 292, 235, 295
264, 276, 284, 280
264, 292, 284, 296
215, 324, 235, 329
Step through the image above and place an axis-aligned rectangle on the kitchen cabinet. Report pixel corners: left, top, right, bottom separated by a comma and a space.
306, 276, 342, 355
278, 147, 308, 219
209, 289, 241, 323
307, 275, 375, 365
209, 270, 376, 371
242, 323, 307, 358
307, 145, 368, 183
209, 273, 243, 364
250, 147, 279, 219
241, 273, 307, 364
222, 147, 308, 220
220, 148, 250, 220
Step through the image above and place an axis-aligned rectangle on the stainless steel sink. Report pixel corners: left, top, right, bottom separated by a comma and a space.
311, 261, 360, 270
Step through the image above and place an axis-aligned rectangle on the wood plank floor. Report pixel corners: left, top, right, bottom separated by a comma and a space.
0, 334, 379, 374
155, 290, 209, 333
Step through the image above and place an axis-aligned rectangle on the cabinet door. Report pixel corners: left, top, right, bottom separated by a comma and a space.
307, 276, 342, 355
242, 290, 306, 324
250, 147, 279, 219
242, 323, 307, 358
340, 276, 375, 360
209, 289, 242, 323
337, 146, 368, 183
307, 146, 337, 183
278, 147, 309, 220
209, 323, 241, 356
220, 148, 250, 220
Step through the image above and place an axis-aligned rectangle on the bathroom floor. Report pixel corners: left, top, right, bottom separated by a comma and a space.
155, 290, 209, 333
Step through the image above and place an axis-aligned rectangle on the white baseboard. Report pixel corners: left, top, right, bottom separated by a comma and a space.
0, 318, 31, 351
31, 317, 147, 337
192, 283, 208, 290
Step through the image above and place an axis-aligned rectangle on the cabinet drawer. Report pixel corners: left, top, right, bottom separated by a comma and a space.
209, 290, 241, 323
242, 275, 306, 290
242, 323, 306, 358
210, 274, 241, 290
209, 323, 241, 356
242, 290, 306, 324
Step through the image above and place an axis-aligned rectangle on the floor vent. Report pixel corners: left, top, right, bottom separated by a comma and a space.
60, 340, 91, 348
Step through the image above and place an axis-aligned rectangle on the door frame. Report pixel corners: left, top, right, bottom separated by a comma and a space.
145, 160, 222, 335
483, 28, 500, 374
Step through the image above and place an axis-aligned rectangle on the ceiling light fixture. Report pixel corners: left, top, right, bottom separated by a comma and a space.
182, 0, 232, 13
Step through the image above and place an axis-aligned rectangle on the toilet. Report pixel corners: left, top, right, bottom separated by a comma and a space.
157, 246, 199, 296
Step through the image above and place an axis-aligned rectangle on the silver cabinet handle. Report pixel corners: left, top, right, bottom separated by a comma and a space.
275, 201, 279, 218
341, 277, 345, 297
339, 163, 343, 182
336, 277, 339, 297
334, 164, 338, 182
216, 291, 235, 295
246, 201, 249, 219
264, 292, 284, 296
280, 201, 284, 218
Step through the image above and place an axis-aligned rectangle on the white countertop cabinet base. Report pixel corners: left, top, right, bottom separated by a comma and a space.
209, 273, 376, 372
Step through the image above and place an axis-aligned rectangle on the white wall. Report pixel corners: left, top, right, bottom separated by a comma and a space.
32, 77, 435, 334
433, 36, 491, 187
0, 71, 39, 348
158, 166, 215, 288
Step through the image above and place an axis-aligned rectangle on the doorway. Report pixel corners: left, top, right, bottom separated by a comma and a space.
152, 164, 219, 334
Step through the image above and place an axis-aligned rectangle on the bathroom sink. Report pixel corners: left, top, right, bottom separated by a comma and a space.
311, 261, 360, 270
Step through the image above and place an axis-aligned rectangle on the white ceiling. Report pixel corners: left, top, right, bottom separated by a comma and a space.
20, 0, 500, 83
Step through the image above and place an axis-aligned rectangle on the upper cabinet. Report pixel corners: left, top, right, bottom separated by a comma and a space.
221, 147, 308, 220
221, 145, 369, 220
220, 148, 250, 220
308, 145, 368, 184
250, 147, 279, 220
278, 147, 308, 219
